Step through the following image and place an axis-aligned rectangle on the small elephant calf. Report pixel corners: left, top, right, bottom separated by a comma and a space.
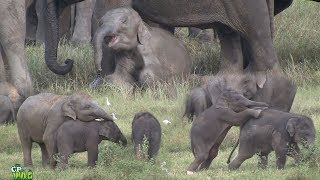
57, 119, 127, 168
228, 109, 316, 170
131, 112, 161, 160
187, 89, 267, 174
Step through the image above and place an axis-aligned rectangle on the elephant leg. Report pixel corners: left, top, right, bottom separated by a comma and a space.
198, 146, 219, 170
228, 152, 254, 170
0, 1, 33, 97
43, 134, 58, 169
258, 152, 269, 169
20, 137, 33, 167
71, 0, 96, 46
0, 46, 7, 82
186, 152, 208, 174
39, 143, 50, 168
216, 25, 243, 73
35, 0, 45, 43
241, 2, 280, 74
87, 145, 98, 167
275, 149, 287, 169
228, 142, 254, 170
59, 150, 72, 170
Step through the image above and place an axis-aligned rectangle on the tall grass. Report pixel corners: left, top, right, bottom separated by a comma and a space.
1, 1, 320, 179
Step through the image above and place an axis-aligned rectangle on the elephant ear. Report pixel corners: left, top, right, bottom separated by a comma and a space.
98, 124, 111, 138
61, 100, 76, 120
286, 118, 297, 137
215, 95, 228, 109
137, 22, 151, 45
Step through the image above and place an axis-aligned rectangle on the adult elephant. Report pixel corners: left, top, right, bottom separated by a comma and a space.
110, 0, 277, 87
0, 0, 34, 98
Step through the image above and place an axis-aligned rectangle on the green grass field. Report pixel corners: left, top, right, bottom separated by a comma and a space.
1, 1, 320, 179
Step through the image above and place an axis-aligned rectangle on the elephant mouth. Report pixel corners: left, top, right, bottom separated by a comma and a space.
104, 35, 119, 47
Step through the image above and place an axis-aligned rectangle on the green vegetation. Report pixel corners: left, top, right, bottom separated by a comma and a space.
1, 1, 320, 179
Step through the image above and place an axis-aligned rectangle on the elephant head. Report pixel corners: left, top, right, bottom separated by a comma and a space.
93, 7, 146, 72
43, 0, 83, 75
98, 120, 127, 146
286, 117, 316, 146
61, 93, 114, 122
215, 89, 268, 113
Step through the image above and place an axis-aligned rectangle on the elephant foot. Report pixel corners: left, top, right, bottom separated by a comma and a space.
186, 171, 195, 175
89, 73, 104, 88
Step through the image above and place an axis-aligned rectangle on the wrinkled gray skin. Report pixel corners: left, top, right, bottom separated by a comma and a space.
132, 112, 161, 160
41, 0, 84, 75
0, 82, 25, 123
187, 89, 268, 174
0, 0, 34, 98
57, 119, 127, 169
184, 72, 296, 121
17, 93, 114, 169
132, 0, 278, 85
90, 7, 191, 89
228, 109, 316, 170
70, 0, 96, 46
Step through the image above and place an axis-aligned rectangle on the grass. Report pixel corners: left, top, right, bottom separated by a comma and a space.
1, 1, 320, 179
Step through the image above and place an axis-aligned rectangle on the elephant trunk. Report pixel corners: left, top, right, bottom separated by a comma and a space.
118, 134, 127, 147
93, 25, 114, 72
93, 106, 114, 121
44, 0, 74, 75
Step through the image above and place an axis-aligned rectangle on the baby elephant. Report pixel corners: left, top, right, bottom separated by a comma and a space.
131, 112, 161, 160
187, 89, 267, 174
228, 109, 316, 170
90, 7, 191, 89
57, 119, 127, 168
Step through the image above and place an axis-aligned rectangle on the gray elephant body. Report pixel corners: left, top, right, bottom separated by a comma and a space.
184, 73, 296, 121
17, 93, 114, 169
228, 109, 315, 170
132, 0, 277, 83
91, 8, 191, 88
57, 120, 127, 168
0, 82, 24, 123
187, 88, 267, 174
0, 0, 33, 98
131, 112, 161, 160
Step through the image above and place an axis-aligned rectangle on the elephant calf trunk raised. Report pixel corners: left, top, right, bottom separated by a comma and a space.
90, 7, 191, 88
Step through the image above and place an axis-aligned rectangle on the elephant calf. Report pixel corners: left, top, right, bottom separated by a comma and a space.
90, 7, 191, 89
228, 109, 316, 170
132, 112, 161, 160
17, 92, 115, 169
0, 82, 24, 123
57, 119, 127, 168
187, 89, 267, 174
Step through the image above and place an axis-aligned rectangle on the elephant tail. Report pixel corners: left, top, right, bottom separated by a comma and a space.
183, 93, 195, 121
227, 138, 239, 164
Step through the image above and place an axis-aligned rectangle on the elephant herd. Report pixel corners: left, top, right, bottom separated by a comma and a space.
0, 0, 318, 175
